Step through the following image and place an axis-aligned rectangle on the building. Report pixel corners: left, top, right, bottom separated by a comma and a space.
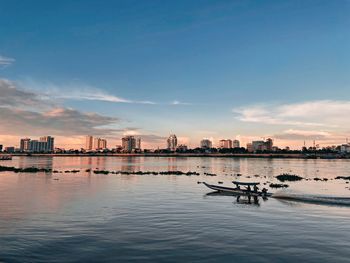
200, 139, 212, 149
93, 137, 107, 150
340, 144, 350, 153
99, 139, 107, 149
39, 136, 55, 152
19, 136, 55, 153
246, 143, 253, 153
4, 147, 15, 153
250, 138, 274, 152
219, 139, 232, 149
136, 138, 141, 150
232, 139, 240, 148
252, 141, 265, 152
0, 145, 3, 152
265, 138, 273, 151
176, 144, 188, 152
85, 135, 93, 150
167, 134, 177, 151
122, 136, 137, 152
29, 140, 46, 152
20, 138, 31, 152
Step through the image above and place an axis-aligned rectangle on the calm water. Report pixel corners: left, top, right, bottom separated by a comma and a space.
0, 156, 349, 262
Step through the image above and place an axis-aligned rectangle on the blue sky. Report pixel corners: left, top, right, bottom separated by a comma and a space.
0, 0, 349, 148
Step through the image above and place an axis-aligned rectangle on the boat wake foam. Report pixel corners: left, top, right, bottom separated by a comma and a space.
273, 193, 350, 207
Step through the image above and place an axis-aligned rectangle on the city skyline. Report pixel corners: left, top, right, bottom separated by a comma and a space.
5, 133, 350, 153
0, 1, 349, 149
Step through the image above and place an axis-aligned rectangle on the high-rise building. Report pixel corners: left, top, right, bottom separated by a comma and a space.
40, 136, 54, 152
200, 139, 212, 149
4, 147, 15, 153
219, 139, 232, 149
122, 136, 137, 152
100, 139, 107, 149
136, 138, 141, 150
246, 143, 253, 153
29, 140, 46, 152
265, 138, 273, 151
167, 134, 177, 151
85, 135, 93, 150
22, 136, 55, 153
20, 138, 31, 152
232, 139, 240, 148
252, 140, 265, 152
93, 137, 107, 150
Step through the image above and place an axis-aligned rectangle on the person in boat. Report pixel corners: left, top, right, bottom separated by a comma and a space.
253, 185, 259, 193
261, 188, 268, 196
247, 185, 251, 192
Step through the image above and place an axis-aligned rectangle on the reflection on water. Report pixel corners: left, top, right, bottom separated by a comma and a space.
0, 156, 349, 262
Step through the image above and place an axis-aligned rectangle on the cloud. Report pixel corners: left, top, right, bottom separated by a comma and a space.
0, 79, 45, 107
274, 129, 332, 140
171, 100, 191, 105
20, 79, 156, 104
0, 55, 15, 66
233, 100, 350, 128
0, 78, 121, 138
0, 107, 118, 136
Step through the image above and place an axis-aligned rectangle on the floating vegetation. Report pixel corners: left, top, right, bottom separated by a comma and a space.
218, 181, 223, 184
269, 183, 289, 188
85, 169, 91, 172
335, 176, 350, 180
276, 173, 303, 182
93, 170, 200, 176
204, 172, 217, 176
0, 165, 51, 173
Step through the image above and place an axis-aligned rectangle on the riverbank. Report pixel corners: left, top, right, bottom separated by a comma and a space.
8, 153, 350, 159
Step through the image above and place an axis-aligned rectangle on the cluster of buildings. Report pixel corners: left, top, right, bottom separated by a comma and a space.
167, 135, 241, 152
85, 136, 107, 151
246, 138, 274, 153
17, 136, 55, 153
340, 143, 350, 153
219, 139, 240, 149
121, 136, 141, 152
85, 135, 141, 153
1, 133, 350, 155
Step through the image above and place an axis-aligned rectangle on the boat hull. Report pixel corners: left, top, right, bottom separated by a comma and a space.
203, 182, 272, 197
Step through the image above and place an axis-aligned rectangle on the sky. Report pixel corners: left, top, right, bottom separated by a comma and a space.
0, 0, 349, 149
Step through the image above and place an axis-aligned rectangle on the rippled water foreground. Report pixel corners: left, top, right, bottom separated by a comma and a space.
0, 156, 349, 262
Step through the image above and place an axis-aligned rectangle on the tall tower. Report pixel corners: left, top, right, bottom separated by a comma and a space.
167, 134, 177, 151
40, 136, 55, 152
20, 138, 31, 152
85, 135, 93, 150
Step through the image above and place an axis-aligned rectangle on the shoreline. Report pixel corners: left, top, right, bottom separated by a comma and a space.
6, 153, 350, 159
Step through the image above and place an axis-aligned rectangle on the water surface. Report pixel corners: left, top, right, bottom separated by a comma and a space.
0, 156, 349, 262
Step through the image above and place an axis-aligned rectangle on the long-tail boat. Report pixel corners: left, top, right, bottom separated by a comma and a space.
203, 181, 272, 197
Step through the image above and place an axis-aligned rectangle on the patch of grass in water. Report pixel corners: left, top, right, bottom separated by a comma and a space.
276, 173, 303, 182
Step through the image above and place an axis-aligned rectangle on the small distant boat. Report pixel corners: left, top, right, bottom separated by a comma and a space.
203, 181, 272, 197
0, 155, 12, 160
